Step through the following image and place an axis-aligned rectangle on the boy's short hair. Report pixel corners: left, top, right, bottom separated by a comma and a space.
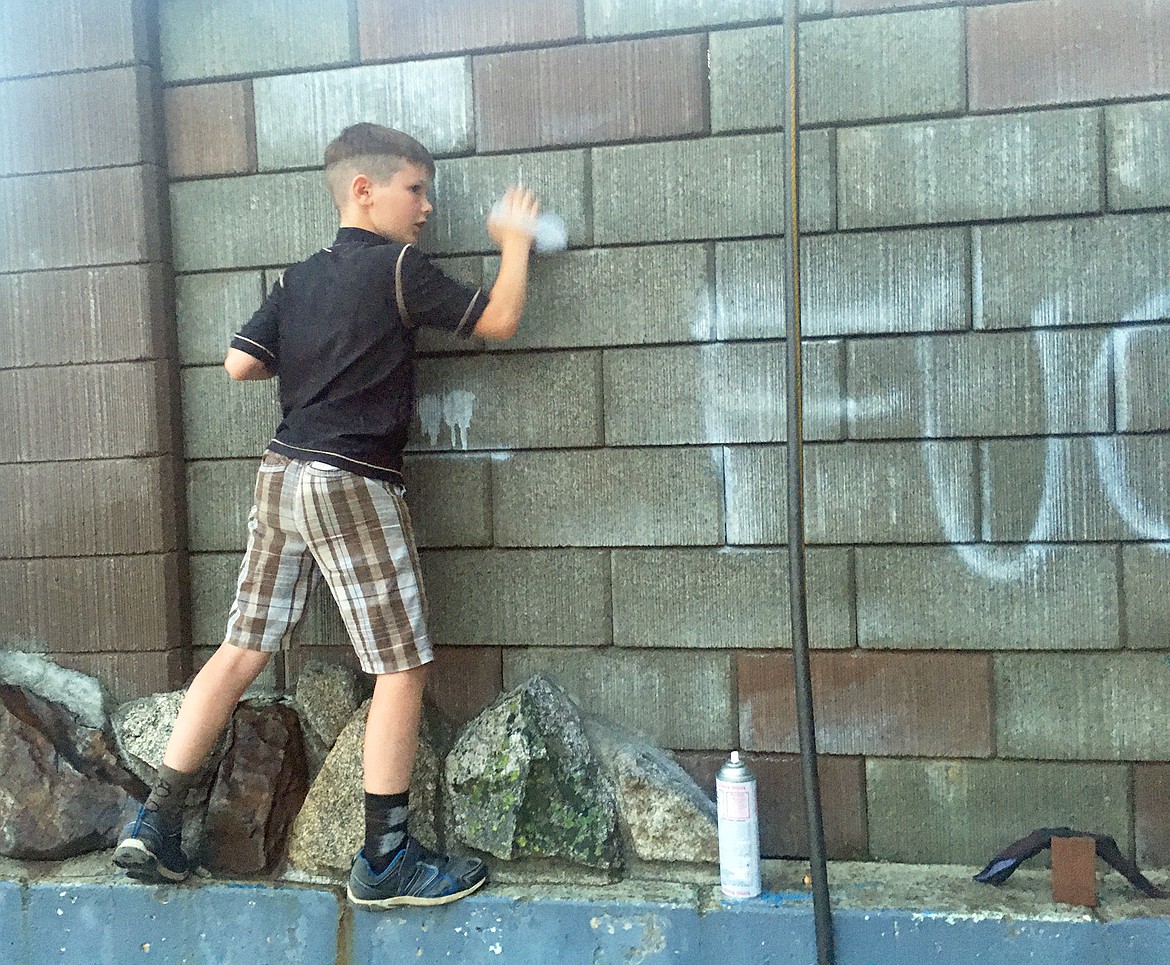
323, 123, 435, 209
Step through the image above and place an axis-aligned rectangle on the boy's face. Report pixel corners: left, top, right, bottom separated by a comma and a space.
365, 162, 434, 244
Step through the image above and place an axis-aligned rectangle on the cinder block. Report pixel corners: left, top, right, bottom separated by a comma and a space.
847, 330, 1109, 438
739, 651, 994, 757
1123, 544, 1170, 650
159, 0, 351, 82
974, 214, 1170, 329
711, 12, 962, 132
1, 166, 164, 272
716, 228, 970, 340
603, 340, 844, 445
0, 362, 174, 462
170, 172, 336, 272
409, 351, 603, 451
997, 653, 1170, 760
357, 0, 580, 60
189, 552, 238, 650
1117, 326, 1170, 432
592, 131, 834, 245
0, 0, 146, 79
176, 271, 266, 366
725, 441, 979, 545
0, 67, 155, 175
1136, 764, 1170, 868
838, 110, 1102, 229
181, 367, 280, 459
611, 547, 853, 650
475, 36, 705, 152
969, 0, 1170, 111
0, 264, 168, 367
1108, 100, 1170, 211
186, 460, 257, 552
503, 647, 735, 750
866, 758, 1130, 865
423, 150, 589, 255
420, 549, 610, 647
584, 0, 810, 38
254, 59, 472, 171
835, 0, 944, 10
984, 436, 1170, 542
493, 448, 724, 547
427, 646, 503, 728
164, 81, 256, 179
856, 545, 1121, 651
401, 455, 492, 548
54, 650, 187, 702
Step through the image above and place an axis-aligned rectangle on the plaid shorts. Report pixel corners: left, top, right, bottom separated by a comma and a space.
223, 452, 432, 674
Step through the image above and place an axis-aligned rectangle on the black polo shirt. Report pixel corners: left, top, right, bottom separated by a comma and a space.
230, 228, 488, 481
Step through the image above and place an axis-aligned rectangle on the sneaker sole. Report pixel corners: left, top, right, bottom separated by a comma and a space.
113, 839, 190, 883
346, 875, 486, 909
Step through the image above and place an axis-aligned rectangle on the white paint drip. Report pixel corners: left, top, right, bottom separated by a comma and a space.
417, 390, 477, 450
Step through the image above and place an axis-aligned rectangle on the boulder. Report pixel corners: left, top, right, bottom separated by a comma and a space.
291, 660, 365, 777
445, 675, 620, 870
0, 650, 107, 730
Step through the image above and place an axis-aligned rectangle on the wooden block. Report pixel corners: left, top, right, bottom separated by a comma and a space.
1052, 835, 1098, 907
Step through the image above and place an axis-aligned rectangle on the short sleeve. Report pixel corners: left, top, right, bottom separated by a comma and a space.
230, 276, 281, 367
395, 245, 488, 338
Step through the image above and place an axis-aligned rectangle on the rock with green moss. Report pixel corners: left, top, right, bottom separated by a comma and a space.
445, 675, 620, 871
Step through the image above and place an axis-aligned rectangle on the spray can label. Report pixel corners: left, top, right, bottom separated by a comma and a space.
717, 755, 761, 899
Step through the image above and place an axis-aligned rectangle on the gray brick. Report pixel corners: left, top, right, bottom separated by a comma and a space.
493, 448, 724, 547
159, 0, 352, 82
176, 272, 266, 366
711, 12, 962, 133
867, 759, 1129, 865
54, 651, 185, 702
603, 340, 844, 445
409, 351, 602, 452
974, 214, 1170, 330
170, 172, 336, 272
423, 150, 589, 255
0, 67, 155, 175
838, 110, 1102, 229
593, 132, 834, 245
847, 330, 1110, 439
716, 229, 970, 340
401, 454, 492, 548
0, 0, 146, 79
254, 59, 472, 171
0, 265, 168, 367
421, 549, 610, 646
1123, 544, 1170, 650
491, 244, 712, 350
181, 368, 280, 460
1108, 100, 1170, 211
984, 436, 1170, 543
612, 548, 852, 650
1117, 325, 1170, 432
0, 362, 173, 462
584, 0, 822, 38
997, 653, 1170, 760
186, 460, 256, 553
189, 553, 238, 650
1, 166, 164, 272
857, 546, 1120, 651
726, 442, 979, 545
503, 648, 735, 750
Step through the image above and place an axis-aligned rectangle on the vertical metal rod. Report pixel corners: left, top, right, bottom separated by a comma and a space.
781, 1, 835, 962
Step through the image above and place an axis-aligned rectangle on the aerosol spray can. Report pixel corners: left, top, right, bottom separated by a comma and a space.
717, 751, 761, 899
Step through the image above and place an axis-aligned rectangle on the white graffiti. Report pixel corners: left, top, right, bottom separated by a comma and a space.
418, 390, 477, 450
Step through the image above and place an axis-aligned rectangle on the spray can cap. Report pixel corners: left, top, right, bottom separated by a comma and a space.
730, 751, 741, 765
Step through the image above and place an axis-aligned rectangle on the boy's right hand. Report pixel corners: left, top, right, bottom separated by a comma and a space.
488, 187, 540, 251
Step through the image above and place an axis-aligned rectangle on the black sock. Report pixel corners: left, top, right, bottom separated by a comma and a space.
144, 764, 197, 827
364, 791, 410, 874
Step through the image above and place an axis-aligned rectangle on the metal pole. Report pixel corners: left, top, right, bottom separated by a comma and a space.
781, 1, 835, 962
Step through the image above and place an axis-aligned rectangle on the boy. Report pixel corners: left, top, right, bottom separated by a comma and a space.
114, 123, 540, 908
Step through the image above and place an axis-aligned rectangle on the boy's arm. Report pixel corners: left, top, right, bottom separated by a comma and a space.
224, 347, 275, 380
473, 188, 539, 341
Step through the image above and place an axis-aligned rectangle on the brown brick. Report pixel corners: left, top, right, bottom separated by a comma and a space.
357, 0, 580, 60
738, 651, 994, 757
675, 751, 868, 860
1136, 763, 1170, 868
427, 646, 502, 728
969, 0, 1170, 111
164, 81, 256, 179
474, 36, 706, 152
54, 650, 188, 702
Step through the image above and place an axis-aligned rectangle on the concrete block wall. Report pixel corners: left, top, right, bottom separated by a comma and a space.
0, 0, 187, 700
161, 0, 1169, 866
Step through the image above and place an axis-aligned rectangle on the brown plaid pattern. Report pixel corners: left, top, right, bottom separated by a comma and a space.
223, 452, 432, 674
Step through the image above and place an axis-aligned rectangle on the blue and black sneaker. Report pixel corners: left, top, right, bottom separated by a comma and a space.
347, 836, 487, 909
112, 806, 191, 883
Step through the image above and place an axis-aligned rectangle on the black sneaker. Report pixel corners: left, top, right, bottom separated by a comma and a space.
347, 836, 487, 909
112, 806, 191, 883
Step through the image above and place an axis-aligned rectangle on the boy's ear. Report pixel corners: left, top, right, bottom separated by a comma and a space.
350, 173, 373, 206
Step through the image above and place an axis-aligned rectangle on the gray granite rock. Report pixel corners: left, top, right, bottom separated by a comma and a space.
291, 660, 366, 778
0, 650, 108, 729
